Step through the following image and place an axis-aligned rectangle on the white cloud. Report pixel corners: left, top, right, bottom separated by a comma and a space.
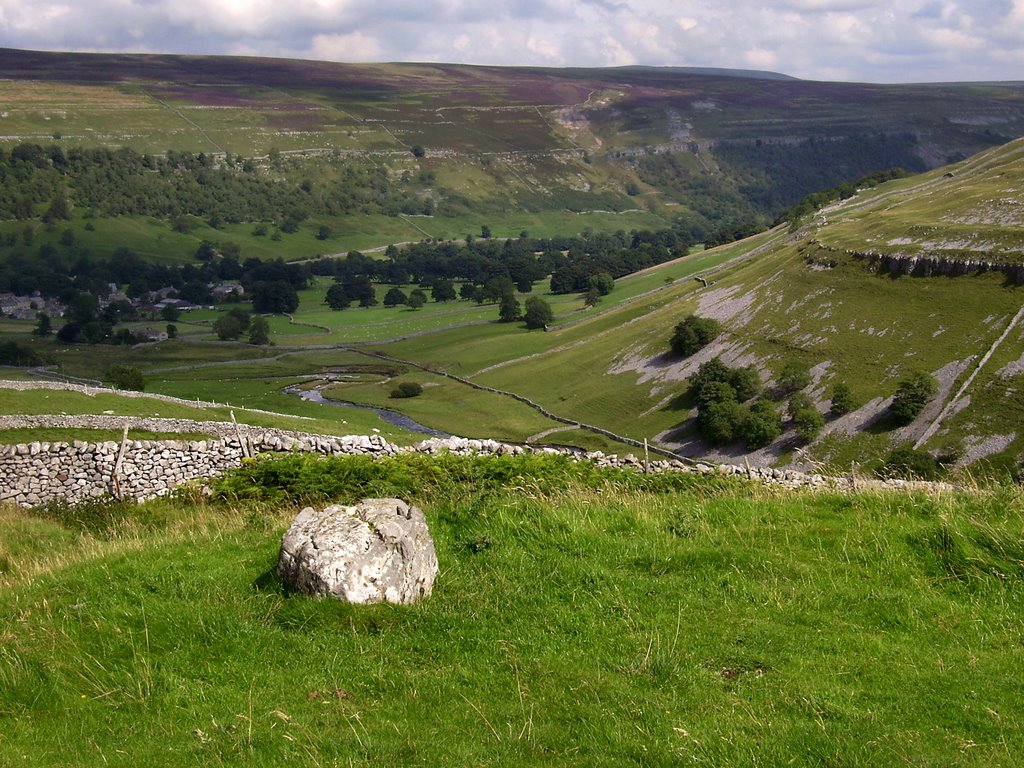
526, 34, 564, 63
308, 31, 382, 62
744, 47, 779, 69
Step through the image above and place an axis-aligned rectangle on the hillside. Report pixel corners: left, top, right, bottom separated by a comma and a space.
0, 50, 1023, 476
3, 48, 1024, 265
359, 139, 1024, 477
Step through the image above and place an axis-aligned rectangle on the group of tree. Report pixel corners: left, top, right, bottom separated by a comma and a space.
685, 351, 939, 453
212, 307, 271, 345
669, 315, 722, 357
0, 142, 435, 228
311, 229, 686, 304
0, 236, 310, 307
632, 134, 924, 246
690, 358, 779, 449
0, 340, 43, 366
685, 358, 842, 449
382, 287, 427, 309
775, 167, 913, 227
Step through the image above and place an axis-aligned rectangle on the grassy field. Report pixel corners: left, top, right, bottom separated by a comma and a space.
1, 453, 1022, 766
0, 207, 671, 267
816, 137, 1024, 265
0, 384, 416, 446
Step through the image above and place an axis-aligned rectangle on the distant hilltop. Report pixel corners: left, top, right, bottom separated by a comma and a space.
611, 64, 798, 81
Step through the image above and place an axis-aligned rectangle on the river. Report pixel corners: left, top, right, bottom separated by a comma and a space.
286, 384, 451, 438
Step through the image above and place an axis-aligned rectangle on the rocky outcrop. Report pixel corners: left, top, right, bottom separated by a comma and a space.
805, 241, 1024, 283
277, 499, 438, 604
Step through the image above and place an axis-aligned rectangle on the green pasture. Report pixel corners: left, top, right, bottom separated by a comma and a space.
2, 454, 1023, 765
816, 138, 1024, 265
323, 369, 555, 440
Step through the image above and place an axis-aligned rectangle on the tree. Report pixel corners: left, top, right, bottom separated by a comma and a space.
325, 283, 350, 310
777, 360, 812, 395
670, 315, 722, 357
160, 304, 181, 322
407, 289, 427, 310
166, 323, 178, 339
523, 297, 553, 330
459, 283, 477, 301
498, 294, 521, 323
82, 321, 110, 344
482, 276, 515, 303
740, 400, 782, 449
830, 381, 855, 416
104, 364, 146, 392
344, 275, 377, 307
250, 281, 299, 314
56, 322, 81, 343
44, 191, 70, 222
698, 399, 744, 445
891, 372, 938, 425
432, 280, 457, 302
248, 315, 270, 345
33, 312, 52, 337
787, 391, 815, 420
67, 292, 98, 325
194, 240, 217, 261
383, 287, 408, 307
317, 224, 332, 241
213, 313, 245, 340
480, 224, 492, 239
793, 405, 825, 444
696, 380, 737, 409
390, 381, 423, 398
588, 272, 615, 296
879, 444, 945, 481
729, 365, 762, 402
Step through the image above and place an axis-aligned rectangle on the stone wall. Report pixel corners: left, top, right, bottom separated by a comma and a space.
0, 429, 954, 509
0, 429, 401, 508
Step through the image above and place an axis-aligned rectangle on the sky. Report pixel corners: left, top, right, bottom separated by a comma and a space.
1, 0, 1023, 84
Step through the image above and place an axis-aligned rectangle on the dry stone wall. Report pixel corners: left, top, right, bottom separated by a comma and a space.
1, 427, 955, 509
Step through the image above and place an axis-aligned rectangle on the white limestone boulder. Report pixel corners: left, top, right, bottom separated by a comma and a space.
277, 498, 438, 604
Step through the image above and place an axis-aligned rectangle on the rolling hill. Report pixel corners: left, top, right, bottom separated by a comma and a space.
361, 138, 1024, 477
0, 48, 1022, 477
3, 48, 1024, 264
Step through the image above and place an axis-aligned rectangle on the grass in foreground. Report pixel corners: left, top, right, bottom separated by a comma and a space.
1, 454, 1023, 766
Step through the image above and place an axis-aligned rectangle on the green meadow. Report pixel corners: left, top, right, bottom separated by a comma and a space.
2, 454, 1023, 766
